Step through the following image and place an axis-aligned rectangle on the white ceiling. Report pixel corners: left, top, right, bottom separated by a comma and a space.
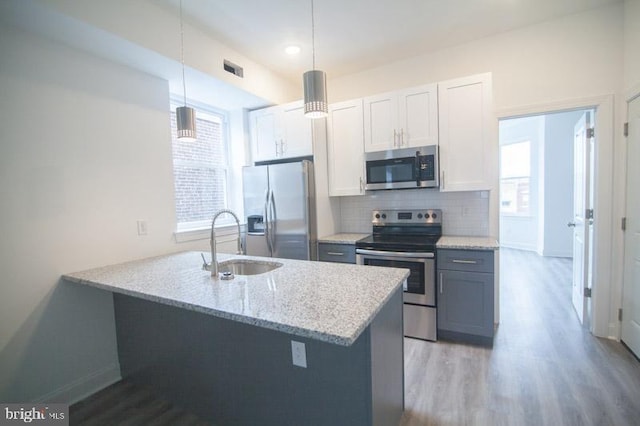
157, 0, 621, 84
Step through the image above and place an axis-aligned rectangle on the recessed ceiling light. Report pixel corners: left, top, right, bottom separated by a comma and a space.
285, 45, 301, 55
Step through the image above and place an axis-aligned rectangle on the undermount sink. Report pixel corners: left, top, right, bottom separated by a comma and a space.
217, 259, 283, 276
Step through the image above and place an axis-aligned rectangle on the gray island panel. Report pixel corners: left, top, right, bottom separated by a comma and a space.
114, 287, 404, 426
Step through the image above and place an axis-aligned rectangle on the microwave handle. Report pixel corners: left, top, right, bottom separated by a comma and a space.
415, 152, 421, 187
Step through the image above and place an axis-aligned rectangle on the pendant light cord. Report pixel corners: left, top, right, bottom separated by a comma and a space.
180, 0, 187, 106
311, 0, 316, 70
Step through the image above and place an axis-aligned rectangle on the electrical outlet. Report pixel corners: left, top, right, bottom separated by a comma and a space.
291, 340, 307, 368
137, 220, 148, 236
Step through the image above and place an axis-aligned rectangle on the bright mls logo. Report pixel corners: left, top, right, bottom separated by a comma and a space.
1, 404, 68, 425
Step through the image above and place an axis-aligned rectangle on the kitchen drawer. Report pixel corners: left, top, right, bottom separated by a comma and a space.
437, 249, 494, 273
318, 243, 356, 264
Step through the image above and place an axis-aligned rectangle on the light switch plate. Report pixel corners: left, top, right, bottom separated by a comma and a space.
291, 340, 307, 368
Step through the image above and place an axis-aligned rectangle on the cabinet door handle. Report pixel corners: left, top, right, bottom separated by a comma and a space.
280, 139, 286, 155
439, 273, 443, 294
452, 259, 478, 264
400, 128, 405, 146
393, 129, 397, 147
274, 140, 280, 157
327, 252, 344, 256
441, 170, 445, 190
359, 177, 364, 193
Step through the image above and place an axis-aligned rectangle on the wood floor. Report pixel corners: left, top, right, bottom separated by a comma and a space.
400, 248, 640, 426
69, 379, 211, 425
70, 248, 640, 425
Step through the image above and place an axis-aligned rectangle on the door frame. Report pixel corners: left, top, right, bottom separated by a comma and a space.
620, 86, 640, 351
497, 94, 614, 338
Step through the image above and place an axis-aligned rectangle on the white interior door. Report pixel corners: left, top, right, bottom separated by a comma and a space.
570, 111, 592, 325
621, 96, 640, 357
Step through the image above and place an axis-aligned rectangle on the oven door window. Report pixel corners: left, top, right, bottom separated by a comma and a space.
366, 158, 416, 185
363, 258, 425, 296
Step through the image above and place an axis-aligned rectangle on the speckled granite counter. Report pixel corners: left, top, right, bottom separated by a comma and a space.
437, 236, 500, 251
62, 251, 408, 346
318, 233, 369, 244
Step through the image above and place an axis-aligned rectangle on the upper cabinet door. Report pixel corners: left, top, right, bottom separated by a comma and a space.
363, 85, 438, 152
398, 83, 439, 149
249, 101, 314, 163
363, 92, 398, 153
250, 106, 279, 163
327, 99, 365, 196
438, 73, 494, 192
280, 101, 313, 159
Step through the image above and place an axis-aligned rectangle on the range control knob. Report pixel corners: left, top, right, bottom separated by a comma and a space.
424, 212, 430, 219
381, 214, 387, 219
375, 213, 381, 219
431, 212, 437, 219
417, 213, 423, 219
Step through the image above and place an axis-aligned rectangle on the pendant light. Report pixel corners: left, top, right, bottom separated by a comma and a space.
176, 0, 196, 141
303, 0, 328, 119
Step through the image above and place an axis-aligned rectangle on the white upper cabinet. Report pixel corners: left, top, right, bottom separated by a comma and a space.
250, 101, 313, 163
438, 73, 493, 192
398, 84, 439, 148
363, 83, 438, 152
280, 101, 313, 159
250, 106, 279, 163
327, 99, 365, 196
363, 91, 398, 152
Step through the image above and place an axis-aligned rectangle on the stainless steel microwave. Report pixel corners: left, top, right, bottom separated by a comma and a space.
365, 145, 439, 190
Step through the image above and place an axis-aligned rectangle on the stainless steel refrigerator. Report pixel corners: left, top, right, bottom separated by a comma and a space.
243, 160, 317, 260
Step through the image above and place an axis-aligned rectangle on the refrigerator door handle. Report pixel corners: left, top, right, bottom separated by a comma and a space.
269, 190, 277, 253
263, 189, 272, 254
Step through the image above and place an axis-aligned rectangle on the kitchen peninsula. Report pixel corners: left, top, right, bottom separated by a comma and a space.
63, 251, 408, 426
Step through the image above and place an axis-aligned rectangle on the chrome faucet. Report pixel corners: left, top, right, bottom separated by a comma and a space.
206, 209, 243, 277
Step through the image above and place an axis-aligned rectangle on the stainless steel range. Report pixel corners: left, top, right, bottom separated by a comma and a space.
356, 209, 442, 341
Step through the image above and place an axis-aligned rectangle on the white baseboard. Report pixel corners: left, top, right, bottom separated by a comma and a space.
605, 321, 620, 341
541, 249, 573, 258
35, 363, 121, 404
499, 242, 537, 252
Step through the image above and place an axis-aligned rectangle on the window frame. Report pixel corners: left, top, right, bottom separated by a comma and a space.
169, 97, 234, 234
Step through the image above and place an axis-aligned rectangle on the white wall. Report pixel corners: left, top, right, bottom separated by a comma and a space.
624, 0, 640, 92
329, 5, 623, 109
498, 116, 545, 252
26, 0, 299, 106
0, 26, 209, 403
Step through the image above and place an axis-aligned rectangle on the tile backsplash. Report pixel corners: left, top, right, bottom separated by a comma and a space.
339, 189, 490, 236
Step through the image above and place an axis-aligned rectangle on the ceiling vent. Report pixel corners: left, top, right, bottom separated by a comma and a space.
224, 60, 243, 78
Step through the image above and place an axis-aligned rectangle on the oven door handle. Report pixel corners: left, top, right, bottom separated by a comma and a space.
355, 249, 435, 259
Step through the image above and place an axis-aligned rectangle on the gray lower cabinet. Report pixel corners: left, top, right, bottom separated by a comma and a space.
437, 249, 494, 345
318, 242, 356, 264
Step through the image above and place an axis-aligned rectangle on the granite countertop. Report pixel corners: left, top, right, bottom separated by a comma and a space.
62, 252, 408, 347
437, 236, 500, 251
318, 233, 370, 244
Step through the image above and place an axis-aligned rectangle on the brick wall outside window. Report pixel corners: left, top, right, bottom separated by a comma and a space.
170, 109, 228, 228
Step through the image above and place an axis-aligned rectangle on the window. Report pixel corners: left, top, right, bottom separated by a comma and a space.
500, 141, 530, 215
170, 103, 231, 231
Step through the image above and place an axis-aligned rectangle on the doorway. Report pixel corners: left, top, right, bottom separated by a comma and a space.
499, 108, 595, 326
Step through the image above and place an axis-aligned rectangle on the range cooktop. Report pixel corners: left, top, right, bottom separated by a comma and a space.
355, 209, 442, 252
